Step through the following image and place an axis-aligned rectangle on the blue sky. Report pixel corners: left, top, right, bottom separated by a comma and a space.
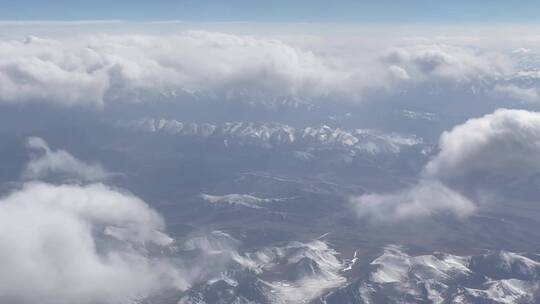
1, 0, 540, 23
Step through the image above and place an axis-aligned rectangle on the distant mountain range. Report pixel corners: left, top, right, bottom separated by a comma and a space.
122, 118, 426, 156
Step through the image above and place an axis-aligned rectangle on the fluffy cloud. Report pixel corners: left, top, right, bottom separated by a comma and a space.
354, 108, 540, 222
0, 32, 350, 107
351, 180, 476, 222
383, 44, 511, 83
424, 108, 540, 180
22, 137, 108, 181
0, 31, 522, 107
0, 182, 185, 304
353, 108, 540, 222
0, 36, 110, 106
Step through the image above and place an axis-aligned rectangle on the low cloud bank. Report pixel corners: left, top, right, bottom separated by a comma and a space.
0, 31, 522, 107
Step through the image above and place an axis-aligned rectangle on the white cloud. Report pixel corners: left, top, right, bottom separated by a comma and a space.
0, 31, 522, 107
383, 44, 511, 83
0, 37, 110, 106
0, 182, 186, 304
351, 180, 476, 222
22, 137, 108, 181
388, 65, 410, 80
0, 31, 351, 107
353, 108, 540, 223
424, 108, 540, 180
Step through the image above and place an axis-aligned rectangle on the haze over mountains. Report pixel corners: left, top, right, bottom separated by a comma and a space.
1, 21, 540, 304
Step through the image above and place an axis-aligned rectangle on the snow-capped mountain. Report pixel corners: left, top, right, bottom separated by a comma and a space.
177, 232, 346, 304
322, 245, 540, 304
122, 118, 424, 156
199, 194, 291, 209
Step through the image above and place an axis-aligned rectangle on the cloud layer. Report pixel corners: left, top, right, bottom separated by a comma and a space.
0, 31, 526, 107
0, 32, 349, 107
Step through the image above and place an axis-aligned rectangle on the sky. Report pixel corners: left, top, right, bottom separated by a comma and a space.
1, 0, 540, 23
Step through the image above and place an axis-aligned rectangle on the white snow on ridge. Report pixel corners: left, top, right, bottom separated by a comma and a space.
343, 250, 359, 272
370, 245, 471, 284
496, 251, 540, 275
123, 118, 423, 155
176, 238, 540, 304
349, 245, 540, 304
465, 279, 539, 304
251, 240, 347, 304
199, 193, 290, 209
401, 109, 438, 121
179, 236, 348, 304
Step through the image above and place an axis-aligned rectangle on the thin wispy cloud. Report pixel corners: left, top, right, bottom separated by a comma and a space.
23, 137, 109, 182
0, 19, 124, 26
